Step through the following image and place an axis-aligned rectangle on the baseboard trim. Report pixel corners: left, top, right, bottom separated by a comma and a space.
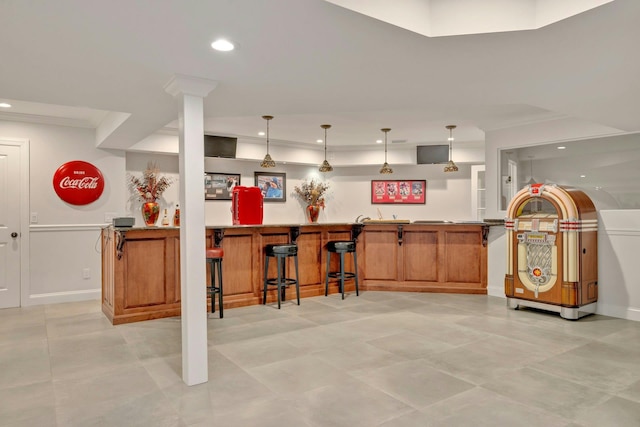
595, 302, 640, 322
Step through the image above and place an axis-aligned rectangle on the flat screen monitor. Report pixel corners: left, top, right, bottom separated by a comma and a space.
417, 144, 449, 164
204, 135, 237, 158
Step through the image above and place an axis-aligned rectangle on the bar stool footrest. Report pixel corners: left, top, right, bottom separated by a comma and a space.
327, 272, 356, 279
265, 278, 298, 287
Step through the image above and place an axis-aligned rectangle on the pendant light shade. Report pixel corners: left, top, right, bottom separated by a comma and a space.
260, 115, 276, 168
444, 125, 459, 173
319, 124, 333, 172
379, 128, 393, 174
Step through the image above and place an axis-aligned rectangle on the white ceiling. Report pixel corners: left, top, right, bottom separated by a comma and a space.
0, 0, 637, 152
326, 0, 615, 37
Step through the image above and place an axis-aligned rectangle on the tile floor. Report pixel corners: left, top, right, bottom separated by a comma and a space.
1, 292, 640, 426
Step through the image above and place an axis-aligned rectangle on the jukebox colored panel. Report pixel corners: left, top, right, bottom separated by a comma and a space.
511, 195, 564, 304
515, 231, 559, 299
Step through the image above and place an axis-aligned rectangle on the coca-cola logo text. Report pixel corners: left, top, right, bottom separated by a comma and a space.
53, 161, 105, 205
59, 176, 101, 189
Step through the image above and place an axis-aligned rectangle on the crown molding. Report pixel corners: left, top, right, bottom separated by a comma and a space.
0, 111, 96, 129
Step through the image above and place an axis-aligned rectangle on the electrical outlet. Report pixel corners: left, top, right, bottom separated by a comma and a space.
82, 268, 91, 279
30, 212, 38, 223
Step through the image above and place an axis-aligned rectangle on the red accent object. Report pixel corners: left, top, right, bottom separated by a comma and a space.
371, 180, 426, 204
53, 160, 105, 205
307, 205, 320, 223
530, 183, 544, 196
141, 202, 160, 226
206, 247, 224, 258
173, 206, 180, 227
231, 186, 263, 225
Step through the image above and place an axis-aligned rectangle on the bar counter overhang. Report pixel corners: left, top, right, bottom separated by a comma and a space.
101, 221, 494, 324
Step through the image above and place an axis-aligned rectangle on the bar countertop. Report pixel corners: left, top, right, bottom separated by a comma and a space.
109, 219, 504, 231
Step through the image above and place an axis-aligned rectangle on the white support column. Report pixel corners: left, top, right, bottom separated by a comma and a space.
164, 75, 218, 386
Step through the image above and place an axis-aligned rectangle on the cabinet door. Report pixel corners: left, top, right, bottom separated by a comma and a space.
362, 228, 399, 280
221, 233, 255, 296
296, 229, 323, 286
444, 230, 483, 284
403, 230, 438, 281
123, 238, 169, 307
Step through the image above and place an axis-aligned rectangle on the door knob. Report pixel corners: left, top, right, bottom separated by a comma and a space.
10, 232, 18, 238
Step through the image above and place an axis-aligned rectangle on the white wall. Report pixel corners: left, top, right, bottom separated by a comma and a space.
0, 120, 126, 305
486, 226, 507, 298
125, 152, 180, 227
597, 210, 640, 321
124, 153, 473, 226
201, 159, 473, 226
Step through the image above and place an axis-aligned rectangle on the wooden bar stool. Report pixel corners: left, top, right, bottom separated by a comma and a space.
206, 247, 224, 318
263, 243, 300, 309
325, 240, 359, 300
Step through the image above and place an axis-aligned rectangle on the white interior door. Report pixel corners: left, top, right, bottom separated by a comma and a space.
0, 144, 22, 308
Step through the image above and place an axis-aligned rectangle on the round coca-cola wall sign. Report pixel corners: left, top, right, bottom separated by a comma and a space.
53, 160, 105, 205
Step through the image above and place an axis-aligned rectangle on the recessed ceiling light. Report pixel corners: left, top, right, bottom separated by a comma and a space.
580, 175, 586, 178
0, 102, 11, 108
211, 39, 234, 51
558, 146, 566, 150
258, 131, 265, 136
376, 139, 382, 144
316, 139, 323, 144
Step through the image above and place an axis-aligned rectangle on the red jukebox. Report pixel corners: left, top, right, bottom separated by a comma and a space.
505, 184, 598, 319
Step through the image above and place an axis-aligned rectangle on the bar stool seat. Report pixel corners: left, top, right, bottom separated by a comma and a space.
263, 243, 300, 309
206, 247, 224, 318
325, 240, 359, 300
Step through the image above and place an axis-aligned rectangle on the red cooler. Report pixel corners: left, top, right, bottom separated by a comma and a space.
232, 186, 263, 225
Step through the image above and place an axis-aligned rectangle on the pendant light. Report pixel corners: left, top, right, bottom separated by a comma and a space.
444, 125, 459, 173
260, 115, 276, 168
379, 128, 393, 174
319, 124, 333, 172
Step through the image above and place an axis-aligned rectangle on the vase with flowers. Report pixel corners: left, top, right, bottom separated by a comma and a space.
294, 178, 330, 223
129, 162, 173, 227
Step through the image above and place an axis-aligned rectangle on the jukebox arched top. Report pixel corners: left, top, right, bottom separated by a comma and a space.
507, 183, 597, 222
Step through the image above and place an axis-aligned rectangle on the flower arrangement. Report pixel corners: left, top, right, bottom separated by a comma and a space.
129, 162, 173, 203
293, 178, 330, 209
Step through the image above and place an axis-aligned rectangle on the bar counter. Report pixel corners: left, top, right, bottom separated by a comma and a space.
101, 221, 491, 324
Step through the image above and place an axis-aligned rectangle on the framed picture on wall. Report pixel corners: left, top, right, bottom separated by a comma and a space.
255, 172, 286, 202
205, 172, 240, 200
371, 180, 426, 204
